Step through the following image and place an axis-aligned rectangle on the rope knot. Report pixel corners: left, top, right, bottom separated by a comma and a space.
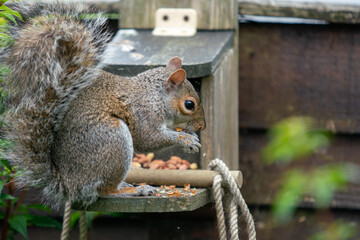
208, 158, 256, 240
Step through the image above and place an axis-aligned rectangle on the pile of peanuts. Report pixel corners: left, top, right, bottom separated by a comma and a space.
155, 184, 197, 197
132, 153, 198, 170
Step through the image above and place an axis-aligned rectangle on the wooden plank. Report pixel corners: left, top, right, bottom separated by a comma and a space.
103, 30, 234, 78
239, 0, 360, 24
118, 0, 237, 30
72, 188, 213, 213
238, 23, 360, 134
239, 131, 360, 209
201, 48, 239, 170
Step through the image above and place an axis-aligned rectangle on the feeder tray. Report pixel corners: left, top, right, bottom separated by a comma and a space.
72, 168, 243, 213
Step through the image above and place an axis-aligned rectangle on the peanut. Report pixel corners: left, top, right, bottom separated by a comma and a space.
179, 164, 188, 170
190, 163, 198, 170
131, 162, 142, 168
149, 163, 160, 169
170, 156, 182, 163
181, 160, 191, 167
167, 163, 177, 170
146, 152, 154, 161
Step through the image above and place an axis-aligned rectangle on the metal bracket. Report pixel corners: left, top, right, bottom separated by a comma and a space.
152, 8, 197, 37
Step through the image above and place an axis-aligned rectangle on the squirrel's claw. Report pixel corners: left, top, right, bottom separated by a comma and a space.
178, 132, 201, 154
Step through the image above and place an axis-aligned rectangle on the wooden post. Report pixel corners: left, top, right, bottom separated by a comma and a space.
199, 0, 239, 170
201, 48, 239, 170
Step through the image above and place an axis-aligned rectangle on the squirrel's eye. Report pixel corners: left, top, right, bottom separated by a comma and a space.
184, 100, 195, 111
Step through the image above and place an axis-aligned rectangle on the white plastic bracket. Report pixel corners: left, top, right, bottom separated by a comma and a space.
152, 8, 197, 37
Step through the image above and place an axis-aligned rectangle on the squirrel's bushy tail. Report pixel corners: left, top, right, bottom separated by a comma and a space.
1, 1, 111, 204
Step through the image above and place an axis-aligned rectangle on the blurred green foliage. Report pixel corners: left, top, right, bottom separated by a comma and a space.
0, 157, 62, 239
272, 164, 357, 223
262, 117, 331, 164
262, 117, 358, 239
309, 221, 357, 240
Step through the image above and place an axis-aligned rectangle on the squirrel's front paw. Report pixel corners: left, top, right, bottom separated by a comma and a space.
178, 132, 201, 154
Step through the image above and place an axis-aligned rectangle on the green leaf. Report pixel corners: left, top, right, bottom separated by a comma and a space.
69, 211, 80, 229
86, 211, 99, 229
0, 5, 22, 20
0, 159, 11, 169
0, 179, 5, 192
17, 205, 29, 215
28, 215, 62, 228
0, 12, 16, 24
262, 117, 331, 164
0, 33, 12, 47
310, 165, 351, 208
0, 140, 12, 149
8, 215, 27, 239
272, 170, 306, 223
25, 204, 52, 213
0, 193, 17, 200
0, 65, 10, 77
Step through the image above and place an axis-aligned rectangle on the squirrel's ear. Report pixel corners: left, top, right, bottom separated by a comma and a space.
166, 69, 186, 89
166, 57, 182, 72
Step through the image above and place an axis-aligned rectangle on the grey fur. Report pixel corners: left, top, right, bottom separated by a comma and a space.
2, 1, 205, 209
2, 1, 111, 208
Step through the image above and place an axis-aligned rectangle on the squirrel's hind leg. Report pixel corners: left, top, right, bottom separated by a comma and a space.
99, 182, 157, 198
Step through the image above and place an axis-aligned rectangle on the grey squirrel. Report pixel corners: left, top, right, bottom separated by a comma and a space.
1, 2, 205, 207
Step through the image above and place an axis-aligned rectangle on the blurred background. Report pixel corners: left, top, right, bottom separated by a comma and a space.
2, 0, 360, 239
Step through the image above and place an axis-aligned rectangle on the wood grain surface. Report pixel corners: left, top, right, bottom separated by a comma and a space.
239, 23, 360, 134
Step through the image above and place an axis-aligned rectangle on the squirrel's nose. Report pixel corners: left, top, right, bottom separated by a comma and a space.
199, 120, 206, 131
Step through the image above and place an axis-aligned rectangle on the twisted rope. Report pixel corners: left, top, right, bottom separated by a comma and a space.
61, 201, 72, 240
209, 158, 256, 240
79, 211, 88, 240
213, 174, 227, 240
60, 202, 88, 240
225, 192, 239, 240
